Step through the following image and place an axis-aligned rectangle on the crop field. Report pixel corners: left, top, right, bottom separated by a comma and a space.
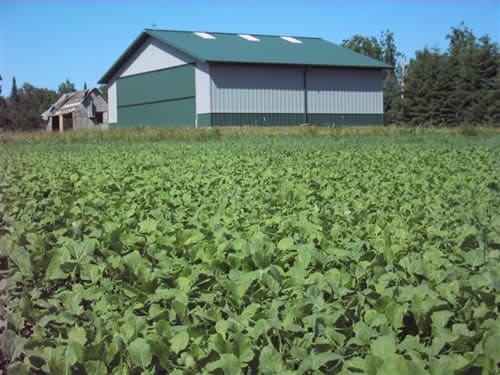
0, 131, 499, 374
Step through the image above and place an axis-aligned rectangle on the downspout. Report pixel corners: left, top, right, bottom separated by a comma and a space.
303, 66, 309, 124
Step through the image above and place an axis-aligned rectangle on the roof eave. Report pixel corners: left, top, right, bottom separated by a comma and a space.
144, 29, 208, 63
205, 59, 391, 69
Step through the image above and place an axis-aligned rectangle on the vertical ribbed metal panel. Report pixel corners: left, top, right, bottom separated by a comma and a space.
307, 68, 383, 114
195, 62, 211, 116
108, 82, 117, 124
210, 64, 304, 113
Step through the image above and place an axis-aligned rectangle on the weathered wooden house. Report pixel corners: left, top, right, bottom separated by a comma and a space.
42, 89, 108, 131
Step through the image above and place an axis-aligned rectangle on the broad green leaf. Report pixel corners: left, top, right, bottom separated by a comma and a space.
483, 334, 500, 361
277, 237, 294, 251
216, 319, 231, 338
228, 271, 258, 300
429, 353, 469, 375
259, 345, 284, 374
45, 248, 71, 280
364, 354, 383, 375
376, 354, 411, 375
68, 326, 87, 346
371, 335, 397, 360
170, 330, 189, 354
252, 248, 272, 269
85, 361, 108, 375
7, 248, 32, 276
139, 219, 157, 234
384, 301, 405, 330
129, 338, 152, 369
207, 353, 241, 375
233, 333, 254, 363
431, 310, 453, 329
295, 248, 312, 269
298, 351, 343, 372
353, 321, 378, 345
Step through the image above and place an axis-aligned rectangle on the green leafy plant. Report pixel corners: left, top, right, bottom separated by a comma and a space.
0, 134, 499, 374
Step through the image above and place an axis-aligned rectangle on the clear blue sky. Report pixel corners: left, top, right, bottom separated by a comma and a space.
0, 0, 498, 95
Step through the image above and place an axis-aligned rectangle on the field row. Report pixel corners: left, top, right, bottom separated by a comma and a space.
1, 135, 499, 374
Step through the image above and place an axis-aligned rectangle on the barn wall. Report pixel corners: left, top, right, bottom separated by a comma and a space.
307, 68, 383, 114
207, 63, 384, 126
115, 65, 196, 127
195, 62, 211, 126
88, 91, 108, 112
107, 36, 194, 125
73, 106, 92, 129
108, 82, 117, 123
210, 64, 304, 114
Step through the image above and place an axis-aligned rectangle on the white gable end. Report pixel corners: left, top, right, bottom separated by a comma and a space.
115, 36, 195, 79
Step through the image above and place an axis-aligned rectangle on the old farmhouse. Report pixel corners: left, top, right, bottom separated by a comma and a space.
42, 89, 108, 131
99, 29, 391, 127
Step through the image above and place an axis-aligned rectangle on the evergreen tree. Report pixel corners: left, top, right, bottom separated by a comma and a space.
403, 49, 452, 126
446, 23, 478, 124
11, 77, 19, 104
483, 74, 500, 125
402, 23, 499, 126
380, 30, 403, 124
473, 35, 499, 125
84, 81, 88, 90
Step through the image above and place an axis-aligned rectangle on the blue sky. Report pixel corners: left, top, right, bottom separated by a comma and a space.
0, 0, 498, 95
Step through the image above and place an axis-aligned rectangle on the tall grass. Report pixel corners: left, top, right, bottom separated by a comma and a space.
1, 125, 499, 145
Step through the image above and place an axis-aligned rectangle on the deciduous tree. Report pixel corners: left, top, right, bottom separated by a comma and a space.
58, 78, 76, 95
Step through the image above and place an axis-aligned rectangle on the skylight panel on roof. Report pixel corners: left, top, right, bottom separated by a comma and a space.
239, 34, 260, 42
280, 36, 302, 44
194, 32, 215, 40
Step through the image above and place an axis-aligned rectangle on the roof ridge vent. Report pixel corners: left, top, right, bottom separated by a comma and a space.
194, 31, 216, 40
280, 36, 302, 44
239, 34, 260, 42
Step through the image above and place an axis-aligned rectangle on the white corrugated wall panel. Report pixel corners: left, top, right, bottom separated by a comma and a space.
108, 82, 117, 124
210, 64, 304, 113
307, 68, 384, 114
195, 62, 211, 115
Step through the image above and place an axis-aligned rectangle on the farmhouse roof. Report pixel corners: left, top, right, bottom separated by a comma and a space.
41, 89, 102, 120
99, 29, 391, 83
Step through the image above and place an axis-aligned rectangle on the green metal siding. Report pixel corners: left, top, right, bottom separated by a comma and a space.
211, 113, 304, 126
308, 113, 383, 126
197, 113, 212, 127
116, 65, 196, 127
117, 98, 195, 127
205, 113, 382, 126
117, 65, 194, 107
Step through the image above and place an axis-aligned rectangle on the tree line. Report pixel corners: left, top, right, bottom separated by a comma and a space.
0, 23, 498, 130
0, 78, 108, 131
342, 22, 499, 126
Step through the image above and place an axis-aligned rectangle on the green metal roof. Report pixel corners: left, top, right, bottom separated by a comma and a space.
99, 29, 391, 83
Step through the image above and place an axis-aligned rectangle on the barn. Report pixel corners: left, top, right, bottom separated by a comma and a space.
99, 29, 391, 127
42, 89, 108, 132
